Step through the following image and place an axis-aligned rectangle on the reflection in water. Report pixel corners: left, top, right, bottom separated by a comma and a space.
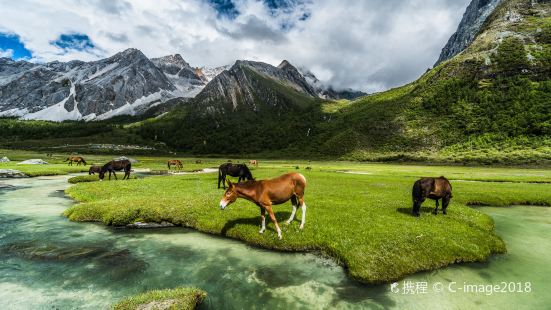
0, 176, 549, 309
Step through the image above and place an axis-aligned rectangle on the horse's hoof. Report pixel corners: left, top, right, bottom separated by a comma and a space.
432, 211, 437, 215
443, 211, 447, 215
299, 225, 304, 230
285, 221, 291, 225
259, 230, 265, 234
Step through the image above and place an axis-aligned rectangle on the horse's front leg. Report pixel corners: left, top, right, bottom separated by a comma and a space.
259, 207, 266, 234
286, 196, 298, 225
113, 171, 118, 180
265, 204, 282, 239
433, 199, 439, 215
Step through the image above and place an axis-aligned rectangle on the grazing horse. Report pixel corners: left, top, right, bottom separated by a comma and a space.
65, 156, 86, 166
167, 159, 183, 170
219, 173, 307, 239
195, 160, 202, 164
218, 163, 254, 189
99, 160, 131, 181
412, 176, 452, 217
249, 160, 258, 167
88, 165, 101, 175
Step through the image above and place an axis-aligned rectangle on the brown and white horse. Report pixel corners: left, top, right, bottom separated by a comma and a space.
167, 159, 183, 170
249, 160, 258, 167
65, 156, 86, 166
219, 172, 307, 239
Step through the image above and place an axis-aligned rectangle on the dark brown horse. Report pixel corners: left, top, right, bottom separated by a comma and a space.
167, 159, 183, 170
219, 173, 307, 239
218, 163, 254, 189
195, 160, 202, 164
99, 160, 131, 181
88, 165, 101, 175
65, 156, 86, 166
412, 176, 452, 217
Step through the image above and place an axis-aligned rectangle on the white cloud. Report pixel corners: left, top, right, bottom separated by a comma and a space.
0, 0, 470, 92
0, 48, 14, 58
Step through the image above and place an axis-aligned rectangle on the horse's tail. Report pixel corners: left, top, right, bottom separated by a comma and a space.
167, 161, 170, 169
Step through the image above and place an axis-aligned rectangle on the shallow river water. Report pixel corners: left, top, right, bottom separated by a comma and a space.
0, 176, 549, 309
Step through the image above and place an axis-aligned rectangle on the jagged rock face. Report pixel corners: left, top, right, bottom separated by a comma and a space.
0, 67, 71, 113
192, 60, 319, 115
73, 49, 176, 118
151, 54, 206, 98
0, 58, 38, 85
277, 60, 319, 97
436, 0, 503, 65
151, 54, 203, 82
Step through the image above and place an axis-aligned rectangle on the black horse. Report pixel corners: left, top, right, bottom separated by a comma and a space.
218, 163, 254, 189
412, 176, 452, 217
99, 160, 132, 181
88, 165, 101, 175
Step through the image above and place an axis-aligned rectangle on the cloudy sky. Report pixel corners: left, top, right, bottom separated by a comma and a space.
0, 0, 470, 92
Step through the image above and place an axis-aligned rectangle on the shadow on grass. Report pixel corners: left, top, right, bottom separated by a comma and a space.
221, 211, 291, 236
396, 206, 437, 216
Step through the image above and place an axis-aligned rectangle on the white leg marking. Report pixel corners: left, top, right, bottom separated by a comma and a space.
300, 203, 306, 229
277, 227, 282, 239
259, 216, 266, 234
286, 205, 297, 224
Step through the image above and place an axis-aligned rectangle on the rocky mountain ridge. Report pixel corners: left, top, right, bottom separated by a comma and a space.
436, 0, 504, 65
0, 49, 365, 121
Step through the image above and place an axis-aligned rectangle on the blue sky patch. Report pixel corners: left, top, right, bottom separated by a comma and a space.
0, 33, 32, 59
51, 33, 95, 52
207, 0, 239, 19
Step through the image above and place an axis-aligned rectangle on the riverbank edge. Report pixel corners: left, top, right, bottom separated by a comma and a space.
62, 192, 506, 284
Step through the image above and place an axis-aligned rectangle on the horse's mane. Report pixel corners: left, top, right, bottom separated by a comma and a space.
236, 179, 258, 188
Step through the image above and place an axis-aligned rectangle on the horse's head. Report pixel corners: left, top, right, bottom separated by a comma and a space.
220, 180, 237, 210
98, 168, 106, 181
242, 165, 254, 181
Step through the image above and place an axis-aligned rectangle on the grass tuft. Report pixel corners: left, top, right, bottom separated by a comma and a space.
112, 287, 206, 310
